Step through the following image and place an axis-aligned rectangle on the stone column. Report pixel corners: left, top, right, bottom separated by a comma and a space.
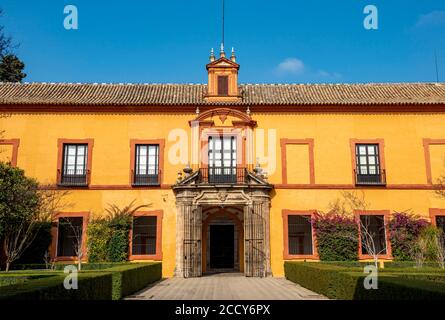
174, 200, 187, 277
244, 191, 271, 277
262, 199, 272, 276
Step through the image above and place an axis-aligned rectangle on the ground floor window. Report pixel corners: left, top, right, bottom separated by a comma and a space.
359, 215, 387, 255
288, 215, 313, 255
132, 216, 157, 255
57, 217, 83, 257
436, 216, 445, 234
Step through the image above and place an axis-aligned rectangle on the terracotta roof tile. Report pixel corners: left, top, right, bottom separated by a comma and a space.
0, 82, 444, 106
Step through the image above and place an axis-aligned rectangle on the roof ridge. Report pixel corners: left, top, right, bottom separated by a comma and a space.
0, 82, 443, 86
0, 82, 208, 86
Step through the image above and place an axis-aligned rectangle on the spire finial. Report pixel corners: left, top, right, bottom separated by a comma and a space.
220, 43, 225, 58
230, 47, 236, 62
209, 48, 215, 62
222, 0, 225, 50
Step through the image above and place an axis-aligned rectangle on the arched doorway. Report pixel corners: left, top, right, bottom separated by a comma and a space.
202, 207, 244, 274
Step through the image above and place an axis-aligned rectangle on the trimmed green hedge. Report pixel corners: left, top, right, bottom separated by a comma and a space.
106, 263, 162, 300
0, 274, 54, 287
0, 273, 113, 300
284, 262, 445, 300
0, 262, 162, 300
10, 262, 128, 271
0, 276, 28, 287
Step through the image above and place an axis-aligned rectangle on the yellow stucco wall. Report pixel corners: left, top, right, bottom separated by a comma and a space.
2, 111, 445, 277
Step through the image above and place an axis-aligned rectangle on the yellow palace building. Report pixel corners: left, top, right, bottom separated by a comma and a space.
1, 48, 445, 278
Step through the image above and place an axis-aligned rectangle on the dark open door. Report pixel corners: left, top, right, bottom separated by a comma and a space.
210, 225, 234, 269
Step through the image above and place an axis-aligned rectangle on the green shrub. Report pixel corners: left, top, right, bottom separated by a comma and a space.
86, 201, 150, 263
0, 272, 113, 300
0, 274, 56, 287
87, 220, 110, 262
86, 219, 130, 263
413, 225, 445, 268
0, 276, 28, 287
107, 229, 130, 262
9, 262, 127, 271
106, 263, 162, 300
388, 212, 429, 261
312, 211, 359, 261
2, 262, 162, 300
284, 262, 445, 300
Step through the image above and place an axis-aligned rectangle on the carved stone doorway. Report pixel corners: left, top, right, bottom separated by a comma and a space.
202, 207, 244, 274
173, 170, 273, 278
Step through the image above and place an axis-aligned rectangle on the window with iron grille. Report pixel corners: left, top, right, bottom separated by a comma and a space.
217, 75, 229, 96
134, 144, 159, 185
57, 217, 83, 257
355, 144, 382, 184
360, 215, 387, 255
61, 144, 88, 186
288, 215, 313, 255
132, 216, 157, 255
208, 136, 237, 183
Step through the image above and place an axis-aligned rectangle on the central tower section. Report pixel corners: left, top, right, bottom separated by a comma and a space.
204, 47, 241, 102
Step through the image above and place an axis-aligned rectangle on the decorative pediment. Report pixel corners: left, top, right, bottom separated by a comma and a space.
189, 108, 257, 128
206, 57, 240, 70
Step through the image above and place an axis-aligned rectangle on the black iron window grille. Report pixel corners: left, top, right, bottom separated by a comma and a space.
208, 135, 238, 183
61, 144, 88, 186
133, 144, 159, 186
355, 144, 385, 185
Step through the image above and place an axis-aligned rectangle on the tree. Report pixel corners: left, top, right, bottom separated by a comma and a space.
0, 54, 26, 82
0, 8, 12, 57
0, 9, 26, 82
341, 191, 386, 269
0, 163, 39, 271
0, 163, 70, 271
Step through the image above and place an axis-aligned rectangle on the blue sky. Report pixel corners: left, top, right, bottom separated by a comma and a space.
1, 0, 445, 84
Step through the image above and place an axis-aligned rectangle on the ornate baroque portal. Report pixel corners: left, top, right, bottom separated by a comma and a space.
173, 173, 272, 277
173, 107, 273, 277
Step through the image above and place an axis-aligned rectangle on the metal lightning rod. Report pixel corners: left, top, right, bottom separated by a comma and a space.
222, 0, 225, 52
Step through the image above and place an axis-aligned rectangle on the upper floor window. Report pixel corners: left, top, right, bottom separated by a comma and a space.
61, 144, 88, 186
133, 144, 160, 186
207, 136, 238, 183
355, 144, 385, 185
217, 76, 229, 96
